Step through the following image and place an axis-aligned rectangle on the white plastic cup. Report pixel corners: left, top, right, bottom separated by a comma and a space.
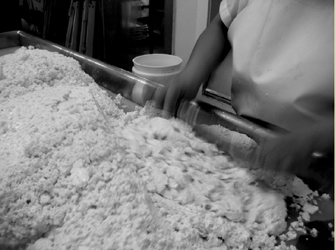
132, 53, 183, 87
131, 54, 183, 106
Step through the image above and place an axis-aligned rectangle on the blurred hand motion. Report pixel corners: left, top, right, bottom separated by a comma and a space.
257, 118, 334, 175
152, 14, 229, 118
152, 75, 199, 118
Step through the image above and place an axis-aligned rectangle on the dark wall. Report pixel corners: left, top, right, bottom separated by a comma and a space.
0, 1, 22, 33
4, 0, 171, 72
94, 0, 133, 70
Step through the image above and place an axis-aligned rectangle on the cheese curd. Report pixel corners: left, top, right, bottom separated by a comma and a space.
0, 47, 329, 250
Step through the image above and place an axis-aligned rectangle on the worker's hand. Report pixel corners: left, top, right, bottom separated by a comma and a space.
256, 131, 316, 174
257, 119, 333, 175
153, 74, 199, 118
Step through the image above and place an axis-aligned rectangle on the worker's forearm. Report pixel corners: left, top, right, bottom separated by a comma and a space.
179, 14, 229, 89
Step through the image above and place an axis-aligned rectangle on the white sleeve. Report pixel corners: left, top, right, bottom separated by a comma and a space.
219, 0, 250, 27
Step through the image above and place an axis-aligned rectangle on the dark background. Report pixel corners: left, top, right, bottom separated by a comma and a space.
0, 0, 173, 72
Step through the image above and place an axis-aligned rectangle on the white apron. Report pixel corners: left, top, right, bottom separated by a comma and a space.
219, 0, 334, 132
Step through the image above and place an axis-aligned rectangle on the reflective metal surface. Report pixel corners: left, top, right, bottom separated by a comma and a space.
176, 100, 280, 144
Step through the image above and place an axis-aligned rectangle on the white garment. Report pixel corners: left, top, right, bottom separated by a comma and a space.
219, 0, 334, 132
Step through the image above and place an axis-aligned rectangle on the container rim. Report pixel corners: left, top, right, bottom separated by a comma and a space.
132, 53, 183, 69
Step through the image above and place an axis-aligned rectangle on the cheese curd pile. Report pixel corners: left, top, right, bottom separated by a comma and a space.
0, 47, 328, 250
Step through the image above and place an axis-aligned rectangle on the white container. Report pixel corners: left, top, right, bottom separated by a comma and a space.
132, 54, 183, 87
131, 54, 183, 106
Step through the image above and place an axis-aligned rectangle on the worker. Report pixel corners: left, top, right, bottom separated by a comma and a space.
153, 0, 334, 174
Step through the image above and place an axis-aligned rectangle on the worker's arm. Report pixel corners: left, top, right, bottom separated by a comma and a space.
154, 14, 230, 116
